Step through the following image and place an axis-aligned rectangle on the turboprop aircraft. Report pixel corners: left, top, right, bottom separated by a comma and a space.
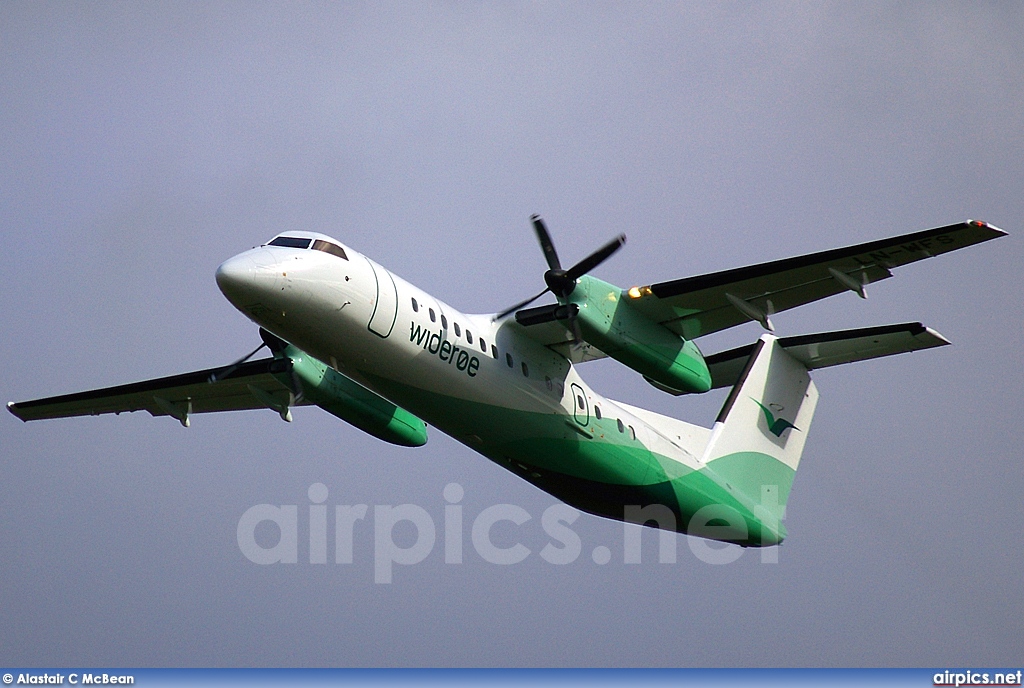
8, 217, 1006, 546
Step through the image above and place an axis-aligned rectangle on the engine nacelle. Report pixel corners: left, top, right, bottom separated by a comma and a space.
572, 276, 712, 394
272, 347, 428, 447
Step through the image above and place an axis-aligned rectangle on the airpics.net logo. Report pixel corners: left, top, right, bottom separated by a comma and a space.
237, 483, 785, 583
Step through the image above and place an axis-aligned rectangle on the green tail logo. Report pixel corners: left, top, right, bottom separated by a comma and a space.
753, 399, 799, 437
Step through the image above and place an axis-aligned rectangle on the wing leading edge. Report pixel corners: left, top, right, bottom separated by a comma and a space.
628, 220, 1006, 340
7, 358, 303, 427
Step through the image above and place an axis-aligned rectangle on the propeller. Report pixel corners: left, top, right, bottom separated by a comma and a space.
207, 341, 267, 383
209, 328, 304, 403
207, 327, 295, 383
494, 215, 626, 321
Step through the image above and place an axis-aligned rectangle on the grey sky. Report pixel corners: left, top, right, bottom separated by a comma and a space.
2, 2, 1023, 667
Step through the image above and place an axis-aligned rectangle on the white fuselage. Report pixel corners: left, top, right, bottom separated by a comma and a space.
215, 232, 708, 485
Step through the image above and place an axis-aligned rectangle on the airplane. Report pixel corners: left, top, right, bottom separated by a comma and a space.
8, 217, 1007, 547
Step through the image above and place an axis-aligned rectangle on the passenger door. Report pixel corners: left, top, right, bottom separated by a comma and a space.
366, 258, 398, 338
570, 382, 589, 426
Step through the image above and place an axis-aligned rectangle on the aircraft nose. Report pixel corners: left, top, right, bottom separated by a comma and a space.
216, 249, 280, 307
215, 253, 256, 302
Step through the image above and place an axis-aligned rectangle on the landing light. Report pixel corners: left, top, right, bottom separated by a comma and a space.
627, 286, 652, 299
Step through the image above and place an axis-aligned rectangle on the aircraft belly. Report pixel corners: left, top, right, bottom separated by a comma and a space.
514, 460, 780, 545
354, 374, 780, 544
362, 375, 662, 486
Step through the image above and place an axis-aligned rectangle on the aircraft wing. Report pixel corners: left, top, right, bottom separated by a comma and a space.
627, 220, 1006, 340
698, 322, 951, 392
7, 358, 306, 427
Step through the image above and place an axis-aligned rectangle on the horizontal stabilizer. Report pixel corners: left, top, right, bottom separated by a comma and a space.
700, 322, 949, 392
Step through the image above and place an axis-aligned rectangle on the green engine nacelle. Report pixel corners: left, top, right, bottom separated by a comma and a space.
572, 276, 712, 394
272, 347, 428, 447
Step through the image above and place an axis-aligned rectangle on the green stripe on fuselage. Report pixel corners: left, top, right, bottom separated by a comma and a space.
704, 451, 796, 519
364, 373, 787, 546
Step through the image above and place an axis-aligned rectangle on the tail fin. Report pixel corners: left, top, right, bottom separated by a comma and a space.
700, 335, 819, 538
694, 324, 949, 545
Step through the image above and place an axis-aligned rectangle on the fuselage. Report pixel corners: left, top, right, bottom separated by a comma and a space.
214, 231, 782, 546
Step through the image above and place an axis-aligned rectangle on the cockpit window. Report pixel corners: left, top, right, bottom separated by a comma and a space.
269, 236, 312, 249
312, 239, 348, 260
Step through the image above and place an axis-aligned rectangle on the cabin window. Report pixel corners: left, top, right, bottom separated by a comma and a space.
491, 344, 498, 359
466, 330, 473, 344
594, 406, 602, 420
441, 314, 448, 329
521, 361, 529, 377
629, 425, 636, 440
269, 236, 311, 249
617, 419, 625, 433
411, 298, 419, 312
311, 239, 348, 260
429, 308, 436, 323
506, 353, 514, 368
454, 323, 461, 337
479, 338, 487, 352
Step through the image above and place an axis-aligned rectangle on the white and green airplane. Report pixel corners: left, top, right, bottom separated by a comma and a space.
8, 218, 1006, 547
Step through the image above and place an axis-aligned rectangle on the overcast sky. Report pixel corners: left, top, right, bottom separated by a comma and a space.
3, 2, 1023, 667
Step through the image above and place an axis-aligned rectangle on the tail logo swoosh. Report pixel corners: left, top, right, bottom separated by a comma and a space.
753, 399, 799, 437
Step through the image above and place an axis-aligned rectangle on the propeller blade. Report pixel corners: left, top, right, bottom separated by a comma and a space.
494, 287, 550, 321
565, 234, 626, 281
208, 342, 267, 383
531, 215, 561, 271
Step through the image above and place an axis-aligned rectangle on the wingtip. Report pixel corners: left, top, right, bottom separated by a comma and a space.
968, 219, 1009, 237
7, 401, 27, 422
923, 327, 952, 346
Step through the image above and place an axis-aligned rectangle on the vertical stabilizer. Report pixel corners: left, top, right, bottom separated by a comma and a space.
701, 335, 819, 533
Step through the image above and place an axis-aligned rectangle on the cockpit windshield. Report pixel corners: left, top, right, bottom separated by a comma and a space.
266, 236, 348, 260
311, 239, 348, 260
268, 236, 312, 249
